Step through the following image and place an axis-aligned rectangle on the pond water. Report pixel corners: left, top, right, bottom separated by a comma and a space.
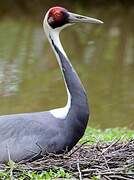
0, 6, 134, 129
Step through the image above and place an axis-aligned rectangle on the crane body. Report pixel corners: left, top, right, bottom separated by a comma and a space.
0, 7, 103, 163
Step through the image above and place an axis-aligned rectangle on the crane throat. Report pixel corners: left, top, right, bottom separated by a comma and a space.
49, 35, 72, 119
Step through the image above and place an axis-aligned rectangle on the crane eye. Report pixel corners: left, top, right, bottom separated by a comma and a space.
47, 7, 69, 29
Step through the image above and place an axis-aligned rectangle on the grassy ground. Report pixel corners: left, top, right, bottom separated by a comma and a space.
0, 127, 134, 179
80, 127, 134, 143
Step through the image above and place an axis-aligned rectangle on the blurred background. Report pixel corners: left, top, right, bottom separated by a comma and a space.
0, 1, 134, 129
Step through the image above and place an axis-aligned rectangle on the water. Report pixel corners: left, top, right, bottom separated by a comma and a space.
0, 7, 134, 129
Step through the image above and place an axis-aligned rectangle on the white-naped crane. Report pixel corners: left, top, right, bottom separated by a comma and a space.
0, 6, 103, 163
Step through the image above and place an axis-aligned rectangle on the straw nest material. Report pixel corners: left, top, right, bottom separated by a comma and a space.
0, 139, 134, 179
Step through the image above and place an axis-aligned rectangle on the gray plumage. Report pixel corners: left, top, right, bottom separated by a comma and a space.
0, 42, 89, 163
0, 6, 103, 163
0, 112, 70, 162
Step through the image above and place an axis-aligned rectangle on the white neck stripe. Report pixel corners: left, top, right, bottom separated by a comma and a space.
43, 16, 72, 119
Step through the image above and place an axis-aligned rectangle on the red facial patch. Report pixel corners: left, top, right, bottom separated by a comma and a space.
48, 7, 66, 22
47, 6, 69, 29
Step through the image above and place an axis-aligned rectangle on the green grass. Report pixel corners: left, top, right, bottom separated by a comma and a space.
0, 127, 134, 179
80, 127, 134, 144
0, 167, 71, 180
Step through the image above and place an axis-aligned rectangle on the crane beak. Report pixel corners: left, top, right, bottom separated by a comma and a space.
68, 12, 103, 24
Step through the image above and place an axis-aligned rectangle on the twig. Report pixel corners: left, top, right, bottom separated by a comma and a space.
77, 159, 82, 180
101, 138, 120, 155
103, 175, 112, 180
108, 175, 134, 180
68, 140, 90, 157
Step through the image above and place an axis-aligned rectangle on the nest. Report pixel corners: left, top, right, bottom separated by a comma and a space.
0, 139, 134, 179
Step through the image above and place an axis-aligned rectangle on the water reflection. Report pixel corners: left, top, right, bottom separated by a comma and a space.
0, 7, 133, 129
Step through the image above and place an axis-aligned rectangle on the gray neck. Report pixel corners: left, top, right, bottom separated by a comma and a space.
49, 32, 89, 125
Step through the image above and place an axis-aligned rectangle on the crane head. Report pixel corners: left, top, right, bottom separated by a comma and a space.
44, 6, 103, 32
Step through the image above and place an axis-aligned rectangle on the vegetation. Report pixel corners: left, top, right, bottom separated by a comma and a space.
0, 166, 71, 179
0, 127, 133, 179
80, 127, 134, 143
